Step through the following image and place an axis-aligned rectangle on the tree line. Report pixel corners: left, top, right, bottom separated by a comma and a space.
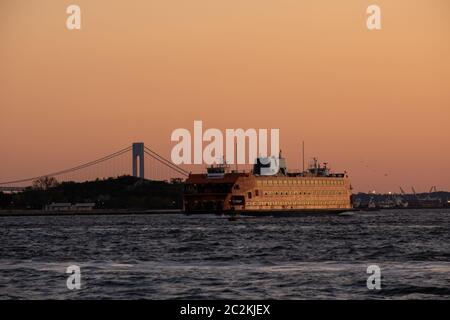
0, 176, 184, 210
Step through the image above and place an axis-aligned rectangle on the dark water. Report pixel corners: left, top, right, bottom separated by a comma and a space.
1, 209, 450, 299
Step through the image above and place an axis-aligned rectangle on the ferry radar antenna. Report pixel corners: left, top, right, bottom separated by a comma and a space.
302, 141, 305, 173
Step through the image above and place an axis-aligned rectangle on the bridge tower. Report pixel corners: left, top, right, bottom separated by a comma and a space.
132, 142, 145, 178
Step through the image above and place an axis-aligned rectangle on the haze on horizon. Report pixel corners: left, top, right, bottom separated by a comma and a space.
0, 0, 449, 193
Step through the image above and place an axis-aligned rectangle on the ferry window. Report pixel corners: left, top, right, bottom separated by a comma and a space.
234, 184, 240, 189
255, 190, 259, 196
248, 192, 252, 199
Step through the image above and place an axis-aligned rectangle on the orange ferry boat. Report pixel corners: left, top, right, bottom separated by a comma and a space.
183, 152, 353, 216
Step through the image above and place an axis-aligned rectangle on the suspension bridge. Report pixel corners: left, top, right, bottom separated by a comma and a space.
0, 143, 190, 192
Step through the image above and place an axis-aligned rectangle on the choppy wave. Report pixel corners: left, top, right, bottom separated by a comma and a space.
1, 209, 450, 299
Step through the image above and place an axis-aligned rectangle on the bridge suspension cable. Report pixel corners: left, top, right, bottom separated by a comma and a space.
144, 146, 189, 177
0, 146, 132, 185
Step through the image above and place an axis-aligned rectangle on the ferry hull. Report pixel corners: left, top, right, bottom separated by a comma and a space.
184, 208, 356, 216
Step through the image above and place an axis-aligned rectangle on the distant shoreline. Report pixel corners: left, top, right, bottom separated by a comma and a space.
0, 209, 183, 217
1, 207, 450, 218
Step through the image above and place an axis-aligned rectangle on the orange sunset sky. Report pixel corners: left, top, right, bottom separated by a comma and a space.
0, 0, 449, 193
